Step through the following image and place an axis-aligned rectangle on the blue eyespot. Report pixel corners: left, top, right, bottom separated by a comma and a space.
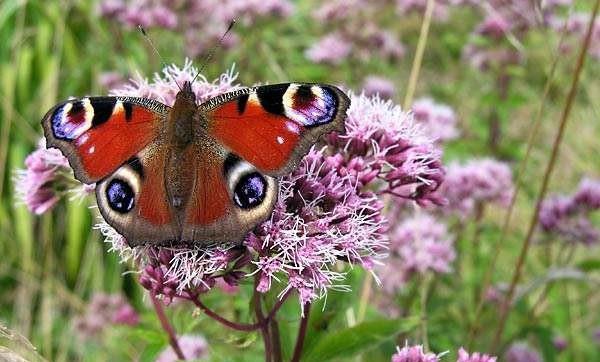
106, 178, 135, 213
234, 173, 266, 209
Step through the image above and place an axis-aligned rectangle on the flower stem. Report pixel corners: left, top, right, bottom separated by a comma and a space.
291, 303, 311, 362
253, 277, 272, 362
269, 317, 283, 362
403, 0, 436, 109
490, 0, 600, 352
150, 293, 185, 360
184, 289, 290, 332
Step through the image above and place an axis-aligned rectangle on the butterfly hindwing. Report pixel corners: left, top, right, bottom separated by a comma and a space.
95, 142, 179, 246
181, 143, 278, 243
203, 83, 350, 176
41, 96, 168, 183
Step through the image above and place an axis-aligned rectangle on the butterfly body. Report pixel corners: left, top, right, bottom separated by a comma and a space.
42, 81, 350, 246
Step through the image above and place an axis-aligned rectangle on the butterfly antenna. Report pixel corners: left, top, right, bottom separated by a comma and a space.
191, 19, 236, 85
138, 25, 182, 91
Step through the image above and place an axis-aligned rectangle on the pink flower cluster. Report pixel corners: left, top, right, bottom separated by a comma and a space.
380, 213, 455, 293
549, 12, 600, 59
99, 0, 294, 58
504, 342, 542, 362
538, 177, 600, 245
307, 1, 405, 65
396, 0, 453, 22
411, 97, 460, 142
14, 140, 71, 214
362, 76, 396, 99
73, 293, 139, 339
391, 344, 496, 362
440, 158, 514, 218
156, 335, 208, 362
461, 0, 572, 71
328, 93, 445, 207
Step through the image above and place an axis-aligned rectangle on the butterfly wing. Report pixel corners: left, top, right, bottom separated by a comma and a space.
94, 142, 180, 246
202, 83, 349, 176
42, 96, 178, 246
182, 83, 350, 243
41, 96, 168, 183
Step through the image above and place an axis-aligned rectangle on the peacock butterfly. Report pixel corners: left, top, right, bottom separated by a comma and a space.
41, 81, 350, 246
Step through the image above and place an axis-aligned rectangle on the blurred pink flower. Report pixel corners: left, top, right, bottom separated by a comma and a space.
396, 0, 451, 22
392, 344, 442, 362
73, 293, 139, 339
380, 213, 455, 292
14, 140, 71, 214
548, 12, 600, 60
305, 33, 352, 65
309, 2, 405, 64
362, 76, 395, 99
440, 158, 513, 218
552, 336, 568, 352
99, 71, 127, 90
475, 15, 511, 40
593, 327, 600, 344
504, 342, 542, 362
538, 178, 600, 245
156, 334, 208, 362
460, 0, 571, 71
99, 0, 293, 57
456, 348, 497, 362
412, 98, 459, 142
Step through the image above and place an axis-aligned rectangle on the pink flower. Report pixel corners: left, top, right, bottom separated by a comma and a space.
14, 140, 71, 214
552, 336, 568, 351
456, 347, 497, 362
99, 0, 293, 57
440, 158, 513, 218
538, 177, 600, 245
156, 335, 208, 362
362, 76, 395, 99
396, 0, 450, 22
392, 344, 442, 362
329, 93, 445, 207
380, 213, 455, 292
411, 98, 459, 142
504, 342, 542, 362
309, 3, 405, 63
305, 33, 352, 65
73, 293, 139, 339
476, 15, 511, 40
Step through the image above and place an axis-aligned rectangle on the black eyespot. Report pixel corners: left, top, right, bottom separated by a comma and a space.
106, 178, 135, 213
234, 172, 267, 209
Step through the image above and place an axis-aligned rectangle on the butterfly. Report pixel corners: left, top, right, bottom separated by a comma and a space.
41, 81, 350, 246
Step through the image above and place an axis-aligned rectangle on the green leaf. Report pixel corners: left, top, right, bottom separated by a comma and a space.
577, 259, 600, 272
302, 317, 419, 362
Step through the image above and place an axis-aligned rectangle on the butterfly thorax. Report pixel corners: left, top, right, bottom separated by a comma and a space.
167, 81, 197, 148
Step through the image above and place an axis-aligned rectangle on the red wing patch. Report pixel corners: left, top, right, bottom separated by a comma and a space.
208, 100, 301, 173
186, 148, 230, 225
42, 97, 165, 183
205, 83, 347, 176
136, 151, 171, 225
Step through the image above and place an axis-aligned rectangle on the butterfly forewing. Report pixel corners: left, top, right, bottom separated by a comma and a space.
41, 96, 168, 183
